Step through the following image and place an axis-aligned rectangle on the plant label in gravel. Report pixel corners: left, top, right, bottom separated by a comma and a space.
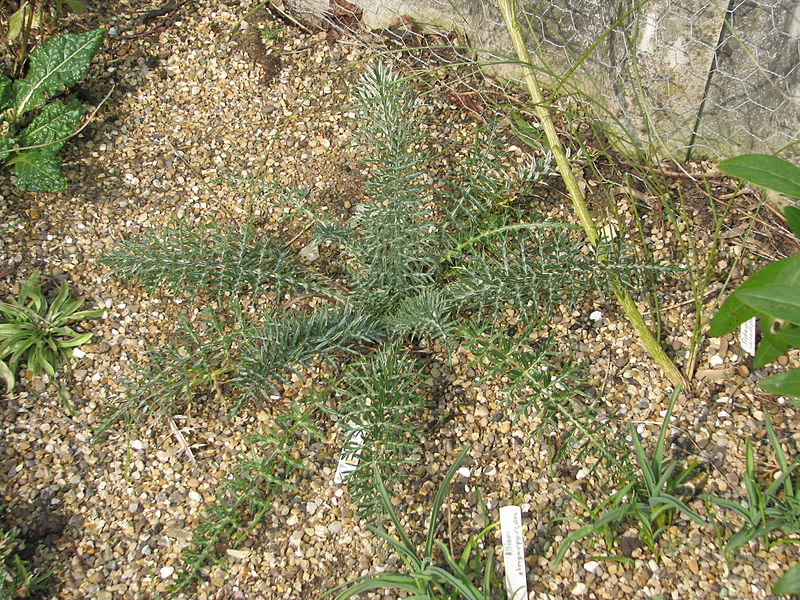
500, 505, 528, 600
740, 317, 757, 356
334, 423, 365, 484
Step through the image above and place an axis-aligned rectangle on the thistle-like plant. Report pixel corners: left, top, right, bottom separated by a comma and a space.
330, 341, 427, 520
99, 221, 316, 302
170, 401, 321, 597
0, 271, 101, 392
462, 319, 617, 469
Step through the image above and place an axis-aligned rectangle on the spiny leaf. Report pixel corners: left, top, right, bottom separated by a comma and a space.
13, 28, 105, 118
719, 154, 800, 200
11, 150, 67, 192
20, 98, 83, 152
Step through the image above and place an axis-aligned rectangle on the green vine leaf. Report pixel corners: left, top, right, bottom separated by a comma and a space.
12, 28, 105, 119
760, 368, 800, 397
719, 154, 800, 200
11, 150, 68, 192
709, 254, 800, 337
20, 98, 83, 152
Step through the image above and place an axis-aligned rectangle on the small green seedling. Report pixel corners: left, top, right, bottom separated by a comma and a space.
0, 271, 102, 392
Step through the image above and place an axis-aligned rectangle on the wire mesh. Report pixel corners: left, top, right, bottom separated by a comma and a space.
284, 0, 799, 163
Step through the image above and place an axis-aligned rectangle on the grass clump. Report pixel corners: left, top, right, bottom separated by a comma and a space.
554, 388, 707, 564
0, 271, 101, 393
322, 447, 502, 600
0, 509, 49, 599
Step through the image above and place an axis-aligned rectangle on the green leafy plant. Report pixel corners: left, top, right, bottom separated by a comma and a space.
1, 506, 50, 599
554, 388, 707, 564
322, 447, 502, 600
330, 341, 427, 520
709, 412, 800, 558
1, 26, 104, 191
101, 61, 662, 592
709, 154, 800, 397
171, 401, 320, 597
0, 271, 101, 392
462, 319, 619, 470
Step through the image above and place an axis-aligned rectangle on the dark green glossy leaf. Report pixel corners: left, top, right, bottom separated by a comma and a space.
736, 286, 800, 324
774, 562, 800, 594
754, 317, 791, 368
13, 28, 105, 117
0, 136, 15, 162
11, 150, 67, 192
775, 324, 800, 348
20, 98, 83, 152
786, 206, 800, 238
719, 154, 800, 199
0, 73, 13, 111
709, 254, 800, 336
759, 368, 800, 397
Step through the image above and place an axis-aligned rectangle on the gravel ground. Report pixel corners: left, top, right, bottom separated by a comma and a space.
2, 2, 799, 599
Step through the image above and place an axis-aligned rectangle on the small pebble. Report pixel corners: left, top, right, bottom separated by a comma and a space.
159, 566, 174, 579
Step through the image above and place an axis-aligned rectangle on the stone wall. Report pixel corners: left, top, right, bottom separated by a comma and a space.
285, 0, 799, 164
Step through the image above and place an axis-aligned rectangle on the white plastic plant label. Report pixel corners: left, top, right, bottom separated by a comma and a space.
333, 423, 365, 484
740, 317, 757, 356
500, 505, 528, 600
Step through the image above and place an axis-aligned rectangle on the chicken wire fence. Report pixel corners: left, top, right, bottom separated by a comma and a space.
285, 0, 799, 163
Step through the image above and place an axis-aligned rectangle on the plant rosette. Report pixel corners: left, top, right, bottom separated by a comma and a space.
0, 271, 102, 392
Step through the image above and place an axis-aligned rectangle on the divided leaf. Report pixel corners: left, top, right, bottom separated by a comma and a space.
12, 28, 105, 118
11, 150, 68, 192
20, 98, 83, 152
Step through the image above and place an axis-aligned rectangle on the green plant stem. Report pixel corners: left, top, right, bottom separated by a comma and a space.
497, 0, 687, 388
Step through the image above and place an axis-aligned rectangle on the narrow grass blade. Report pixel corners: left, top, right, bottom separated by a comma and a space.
425, 446, 470, 557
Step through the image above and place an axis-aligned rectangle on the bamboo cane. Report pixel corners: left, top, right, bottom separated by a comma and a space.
498, 0, 687, 388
